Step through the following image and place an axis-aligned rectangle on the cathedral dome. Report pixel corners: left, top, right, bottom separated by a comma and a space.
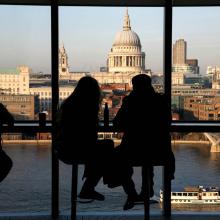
113, 30, 141, 47
107, 9, 145, 73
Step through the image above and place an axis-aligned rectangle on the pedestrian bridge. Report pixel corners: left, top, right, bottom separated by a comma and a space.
98, 132, 220, 152
204, 133, 220, 152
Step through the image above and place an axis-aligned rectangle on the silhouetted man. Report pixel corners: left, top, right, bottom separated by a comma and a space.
113, 74, 175, 210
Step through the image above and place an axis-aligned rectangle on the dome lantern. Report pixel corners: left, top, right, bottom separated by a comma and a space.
123, 8, 131, 31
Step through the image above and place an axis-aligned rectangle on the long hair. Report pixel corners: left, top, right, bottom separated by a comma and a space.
64, 76, 101, 114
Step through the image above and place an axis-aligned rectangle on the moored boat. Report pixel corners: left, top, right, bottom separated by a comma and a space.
160, 185, 220, 205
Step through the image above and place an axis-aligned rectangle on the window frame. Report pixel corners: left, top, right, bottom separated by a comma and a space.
1, 0, 220, 217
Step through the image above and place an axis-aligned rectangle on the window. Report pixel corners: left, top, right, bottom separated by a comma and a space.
0, 5, 51, 121
59, 6, 163, 122
1, 0, 220, 218
0, 4, 52, 213
172, 7, 220, 122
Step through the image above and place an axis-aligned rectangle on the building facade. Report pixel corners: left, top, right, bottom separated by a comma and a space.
0, 94, 38, 120
184, 96, 220, 120
0, 66, 30, 94
29, 85, 75, 114
173, 39, 187, 65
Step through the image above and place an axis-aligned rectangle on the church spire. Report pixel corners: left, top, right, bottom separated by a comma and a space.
123, 8, 131, 31
60, 42, 65, 53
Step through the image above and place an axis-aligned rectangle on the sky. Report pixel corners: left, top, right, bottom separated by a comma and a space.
0, 6, 220, 75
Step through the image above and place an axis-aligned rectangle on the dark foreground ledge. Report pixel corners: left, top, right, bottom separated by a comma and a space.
1, 212, 220, 220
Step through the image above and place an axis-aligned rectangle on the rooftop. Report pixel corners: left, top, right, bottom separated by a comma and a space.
0, 68, 20, 75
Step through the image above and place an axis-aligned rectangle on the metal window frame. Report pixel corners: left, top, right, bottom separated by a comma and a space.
1, 0, 220, 6
1, 0, 220, 217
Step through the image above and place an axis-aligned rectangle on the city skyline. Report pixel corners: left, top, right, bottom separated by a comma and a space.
1, 6, 220, 74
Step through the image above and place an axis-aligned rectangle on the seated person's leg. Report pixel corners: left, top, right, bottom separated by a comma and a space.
122, 166, 140, 210
79, 163, 105, 201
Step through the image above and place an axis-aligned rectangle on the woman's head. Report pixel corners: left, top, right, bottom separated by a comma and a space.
66, 76, 101, 110
75, 76, 100, 100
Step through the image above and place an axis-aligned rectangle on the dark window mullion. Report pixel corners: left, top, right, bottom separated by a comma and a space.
163, 0, 172, 217
51, 1, 59, 218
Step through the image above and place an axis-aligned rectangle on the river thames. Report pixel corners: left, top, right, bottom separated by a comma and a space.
1, 142, 220, 214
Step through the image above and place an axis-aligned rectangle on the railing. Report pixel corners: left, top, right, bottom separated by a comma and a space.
2, 121, 220, 132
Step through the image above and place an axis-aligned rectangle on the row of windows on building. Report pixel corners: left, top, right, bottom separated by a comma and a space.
32, 91, 71, 97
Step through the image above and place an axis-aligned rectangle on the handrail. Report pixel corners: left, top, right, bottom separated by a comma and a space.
1, 121, 220, 133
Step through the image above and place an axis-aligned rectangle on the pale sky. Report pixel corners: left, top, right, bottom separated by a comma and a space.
1, 6, 220, 74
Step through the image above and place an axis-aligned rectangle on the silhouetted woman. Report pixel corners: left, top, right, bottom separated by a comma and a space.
57, 76, 104, 201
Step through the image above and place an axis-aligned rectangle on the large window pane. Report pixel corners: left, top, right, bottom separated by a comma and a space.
0, 134, 51, 213
172, 7, 220, 214
59, 6, 164, 213
172, 7, 220, 121
59, 7, 163, 120
0, 6, 51, 121
0, 5, 51, 213
171, 132, 220, 212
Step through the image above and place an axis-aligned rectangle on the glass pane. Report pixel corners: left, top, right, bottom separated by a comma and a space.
170, 131, 220, 212
59, 6, 163, 121
0, 5, 51, 214
59, 6, 163, 213
172, 7, 220, 121
0, 133, 51, 213
0, 6, 51, 121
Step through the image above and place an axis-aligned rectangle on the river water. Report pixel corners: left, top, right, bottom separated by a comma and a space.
1, 142, 220, 214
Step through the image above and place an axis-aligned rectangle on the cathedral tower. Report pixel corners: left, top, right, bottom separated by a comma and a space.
59, 44, 69, 77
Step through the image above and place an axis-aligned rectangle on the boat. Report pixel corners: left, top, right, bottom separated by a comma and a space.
160, 185, 220, 205
98, 132, 121, 144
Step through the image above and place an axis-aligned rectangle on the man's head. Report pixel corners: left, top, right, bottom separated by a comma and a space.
132, 74, 153, 93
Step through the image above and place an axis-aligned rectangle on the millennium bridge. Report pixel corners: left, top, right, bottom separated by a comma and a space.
99, 132, 220, 153
203, 133, 220, 152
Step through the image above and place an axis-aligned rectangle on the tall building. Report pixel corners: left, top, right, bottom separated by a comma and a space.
107, 8, 145, 73
173, 39, 187, 65
172, 39, 200, 85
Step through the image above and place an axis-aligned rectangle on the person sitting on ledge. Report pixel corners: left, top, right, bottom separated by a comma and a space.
113, 74, 175, 210
56, 76, 106, 201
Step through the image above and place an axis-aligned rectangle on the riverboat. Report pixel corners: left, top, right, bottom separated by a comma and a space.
160, 185, 220, 204
98, 132, 121, 144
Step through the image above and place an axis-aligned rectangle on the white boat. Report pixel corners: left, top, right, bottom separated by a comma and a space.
98, 132, 121, 144
160, 185, 220, 205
